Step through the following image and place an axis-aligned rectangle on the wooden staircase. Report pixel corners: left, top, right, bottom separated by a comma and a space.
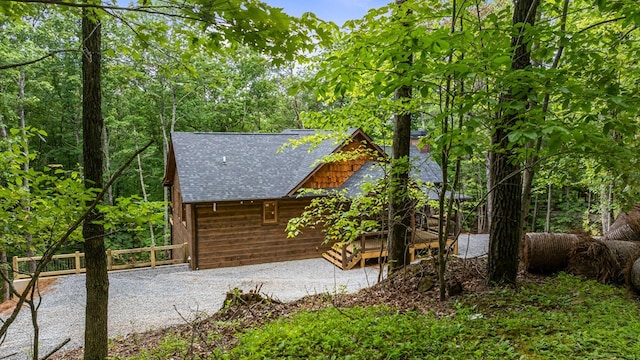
322, 229, 457, 270
322, 243, 364, 270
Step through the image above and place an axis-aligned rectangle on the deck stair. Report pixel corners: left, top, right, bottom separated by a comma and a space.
322, 228, 457, 270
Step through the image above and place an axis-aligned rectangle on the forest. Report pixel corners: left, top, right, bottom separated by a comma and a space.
1, 0, 640, 358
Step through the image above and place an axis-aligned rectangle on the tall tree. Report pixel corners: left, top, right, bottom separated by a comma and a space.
80, 3, 108, 358
387, 0, 413, 272
488, 0, 540, 285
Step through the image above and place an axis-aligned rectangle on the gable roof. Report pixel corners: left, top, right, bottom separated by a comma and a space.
339, 148, 444, 199
164, 128, 444, 204
164, 129, 381, 203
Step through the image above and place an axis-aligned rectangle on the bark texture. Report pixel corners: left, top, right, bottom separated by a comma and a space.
387, 0, 413, 272
82, 8, 109, 360
488, 0, 540, 285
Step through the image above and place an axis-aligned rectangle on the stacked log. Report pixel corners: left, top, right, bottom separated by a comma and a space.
522, 205, 640, 291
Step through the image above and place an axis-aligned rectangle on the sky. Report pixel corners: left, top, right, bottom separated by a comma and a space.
264, 0, 389, 26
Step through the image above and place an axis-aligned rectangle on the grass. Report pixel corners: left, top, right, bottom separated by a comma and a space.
112, 273, 640, 359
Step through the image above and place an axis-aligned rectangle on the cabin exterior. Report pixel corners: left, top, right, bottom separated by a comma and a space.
163, 129, 391, 270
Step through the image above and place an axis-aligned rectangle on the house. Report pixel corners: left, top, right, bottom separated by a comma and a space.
163, 128, 447, 270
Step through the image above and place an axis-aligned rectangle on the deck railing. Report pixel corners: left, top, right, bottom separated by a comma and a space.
12, 243, 188, 279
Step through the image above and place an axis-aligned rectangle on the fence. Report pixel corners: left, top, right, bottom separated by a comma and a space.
12, 243, 188, 279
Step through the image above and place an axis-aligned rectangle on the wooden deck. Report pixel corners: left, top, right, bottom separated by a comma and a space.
322, 229, 458, 270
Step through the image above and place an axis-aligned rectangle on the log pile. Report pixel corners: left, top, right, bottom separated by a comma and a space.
522, 205, 640, 293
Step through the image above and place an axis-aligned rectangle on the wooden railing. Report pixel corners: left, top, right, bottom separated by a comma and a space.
12, 243, 188, 279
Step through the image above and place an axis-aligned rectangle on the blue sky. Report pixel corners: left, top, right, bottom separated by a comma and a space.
264, 0, 389, 25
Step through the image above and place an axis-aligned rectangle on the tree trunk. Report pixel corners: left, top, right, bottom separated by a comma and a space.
82, 7, 109, 360
520, 138, 540, 255
531, 193, 538, 232
0, 118, 8, 302
161, 85, 178, 246
387, 0, 413, 272
545, 183, 552, 232
102, 123, 113, 206
488, 0, 540, 285
18, 70, 36, 274
133, 123, 155, 246
601, 184, 612, 233
485, 152, 493, 233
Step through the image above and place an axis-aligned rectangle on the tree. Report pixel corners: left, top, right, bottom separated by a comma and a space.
387, 0, 413, 272
487, 0, 541, 285
80, 3, 109, 358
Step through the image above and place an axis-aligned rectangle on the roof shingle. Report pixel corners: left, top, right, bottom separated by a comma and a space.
168, 130, 443, 203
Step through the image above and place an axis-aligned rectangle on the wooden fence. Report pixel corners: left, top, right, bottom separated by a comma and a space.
12, 243, 188, 279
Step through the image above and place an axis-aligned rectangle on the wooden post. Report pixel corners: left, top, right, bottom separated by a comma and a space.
360, 234, 367, 268
182, 242, 188, 263
12, 256, 19, 279
106, 249, 112, 271
75, 251, 81, 274
341, 245, 347, 269
150, 245, 156, 268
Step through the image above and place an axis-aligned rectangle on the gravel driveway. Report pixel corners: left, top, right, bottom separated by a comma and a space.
1, 234, 488, 359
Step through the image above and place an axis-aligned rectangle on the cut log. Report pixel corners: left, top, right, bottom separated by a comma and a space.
605, 205, 640, 241
522, 233, 582, 274
604, 240, 640, 283
567, 238, 640, 284
567, 238, 617, 283
625, 254, 640, 294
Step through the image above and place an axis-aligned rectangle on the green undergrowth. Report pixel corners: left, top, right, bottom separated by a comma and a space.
113, 273, 640, 359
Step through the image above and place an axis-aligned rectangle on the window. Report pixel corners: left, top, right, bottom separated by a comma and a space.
263, 201, 278, 224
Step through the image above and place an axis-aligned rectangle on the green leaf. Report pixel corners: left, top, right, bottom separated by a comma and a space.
492, 56, 511, 66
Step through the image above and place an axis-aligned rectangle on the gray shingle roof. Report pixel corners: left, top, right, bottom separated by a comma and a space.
339, 156, 444, 200
169, 129, 444, 204
170, 130, 351, 203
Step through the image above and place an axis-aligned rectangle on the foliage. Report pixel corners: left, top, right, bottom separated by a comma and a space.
287, 157, 437, 246
0, 127, 93, 257
97, 196, 166, 249
287, 185, 385, 246
109, 335, 199, 360
223, 274, 640, 359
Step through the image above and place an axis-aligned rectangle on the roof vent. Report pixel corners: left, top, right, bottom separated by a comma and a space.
223, 156, 226, 165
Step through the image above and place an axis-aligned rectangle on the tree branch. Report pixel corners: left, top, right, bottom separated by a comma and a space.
0, 140, 154, 340
578, 16, 626, 34
0, 50, 78, 70
3, 0, 217, 22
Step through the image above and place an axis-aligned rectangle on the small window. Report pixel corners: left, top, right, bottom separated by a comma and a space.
263, 201, 278, 224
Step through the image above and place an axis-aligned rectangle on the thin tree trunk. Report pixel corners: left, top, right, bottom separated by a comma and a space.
0, 117, 9, 302
485, 152, 493, 233
387, 0, 413, 273
18, 70, 36, 274
601, 184, 612, 233
133, 123, 155, 246
73, 115, 82, 166
545, 183, 552, 233
82, 7, 108, 359
586, 190, 591, 230
161, 84, 178, 247
531, 193, 538, 232
488, 0, 540, 285
102, 123, 113, 206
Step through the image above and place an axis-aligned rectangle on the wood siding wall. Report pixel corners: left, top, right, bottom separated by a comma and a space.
169, 175, 193, 265
194, 198, 327, 269
301, 138, 379, 189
